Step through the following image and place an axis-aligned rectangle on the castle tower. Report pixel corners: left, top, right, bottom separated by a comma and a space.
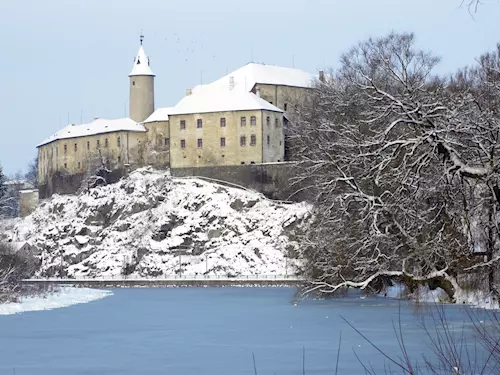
129, 35, 155, 123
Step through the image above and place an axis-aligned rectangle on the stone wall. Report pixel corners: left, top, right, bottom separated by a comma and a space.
19, 189, 39, 217
38, 163, 310, 202
38, 168, 127, 199
171, 162, 309, 202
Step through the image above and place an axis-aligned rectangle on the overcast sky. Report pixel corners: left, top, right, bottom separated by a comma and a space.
0, 0, 499, 176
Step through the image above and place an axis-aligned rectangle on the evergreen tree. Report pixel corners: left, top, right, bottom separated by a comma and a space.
0, 165, 6, 199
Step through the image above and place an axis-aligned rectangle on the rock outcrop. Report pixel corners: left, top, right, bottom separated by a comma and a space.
9, 168, 311, 278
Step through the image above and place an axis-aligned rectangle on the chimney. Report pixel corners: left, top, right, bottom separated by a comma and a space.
229, 76, 235, 90
256, 87, 261, 98
186, 88, 192, 96
319, 70, 325, 83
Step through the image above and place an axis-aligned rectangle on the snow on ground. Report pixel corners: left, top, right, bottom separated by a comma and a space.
8, 167, 311, 278
384, 283, 500, 310
455, 289, 500, 310
0, 287, 112, 315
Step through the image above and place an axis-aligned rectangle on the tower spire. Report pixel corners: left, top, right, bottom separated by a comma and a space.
129, 35, 155, 122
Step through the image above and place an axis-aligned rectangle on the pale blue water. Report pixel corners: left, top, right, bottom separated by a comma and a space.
0, 288, 491, 374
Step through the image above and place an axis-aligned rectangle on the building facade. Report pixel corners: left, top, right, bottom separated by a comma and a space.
37, 38, 316, 188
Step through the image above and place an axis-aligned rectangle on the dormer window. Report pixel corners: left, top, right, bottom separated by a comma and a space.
137, 58, 141, 65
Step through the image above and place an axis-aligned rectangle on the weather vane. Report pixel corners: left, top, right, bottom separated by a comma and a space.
140, 33, 144, 45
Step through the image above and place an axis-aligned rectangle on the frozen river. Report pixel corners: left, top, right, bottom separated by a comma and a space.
0, 287, 492, 374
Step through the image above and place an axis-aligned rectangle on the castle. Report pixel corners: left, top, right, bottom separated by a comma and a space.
36, 37, 317, 194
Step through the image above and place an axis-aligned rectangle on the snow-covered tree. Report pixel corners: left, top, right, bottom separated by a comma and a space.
0, 165, 21, 218
289, 32, 500, 300
0, 165, 13, 218
0, 165, 6, 200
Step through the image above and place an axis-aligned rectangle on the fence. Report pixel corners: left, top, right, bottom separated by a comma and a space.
24, 274, 304, 282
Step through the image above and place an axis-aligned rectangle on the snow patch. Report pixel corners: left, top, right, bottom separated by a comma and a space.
0, 287, 112, 315
455, 289, 500, 310
384, 283, 500, 310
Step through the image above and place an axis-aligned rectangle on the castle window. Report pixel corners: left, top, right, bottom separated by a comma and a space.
220, 118, 226, 127
250, 116, 256, 126
105, 138, 109, 148
275, 118, 279, 128
284, 103, 288, 111
132, 81, 135, 86
64, 163, 67, 168
250, 161, 255, 164
241, 161, 245, 165
266, 116, 270, 126
118, 156, 121, 163
181, 139, 186, 149
250, 134, 256, 146
77, 162, 81, 169
197, 138, 203, 148
180, 120, 186, 130
117, 137, 121, 148
267, 135, 270, 145
64, 144, 67, 154
240, 117, 246, 127
87, 141, 90, 150
165, 137, 170, 147
197, 119, 203, 128
56, 147, 58, 156
220, 137, 226, 147
74, 143, 77, 152
97, 140, 100, 148
240, 136, 246, 146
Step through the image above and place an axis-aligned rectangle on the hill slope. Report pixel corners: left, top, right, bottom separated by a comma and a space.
10, 168, 311, 278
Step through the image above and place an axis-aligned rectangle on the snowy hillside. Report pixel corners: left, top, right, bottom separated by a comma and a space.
9, 168, 311, 278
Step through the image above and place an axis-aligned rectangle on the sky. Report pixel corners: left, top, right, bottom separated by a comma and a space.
0, 0, 499, 176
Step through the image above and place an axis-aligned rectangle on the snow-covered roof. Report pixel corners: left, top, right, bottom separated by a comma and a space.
167, 88, 283, 116
4, 180, 28, 186
37, 118, 146, 147
143, 107, 174, 123
193, 63, 315, 94
129, 46, 154, 77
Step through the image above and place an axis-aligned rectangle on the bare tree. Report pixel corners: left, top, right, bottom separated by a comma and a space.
343, 305, 500, 375
461, 0, 498, 13
0, 242, 25, 302
25, 156, 38, 188
290, 32, 500, 301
